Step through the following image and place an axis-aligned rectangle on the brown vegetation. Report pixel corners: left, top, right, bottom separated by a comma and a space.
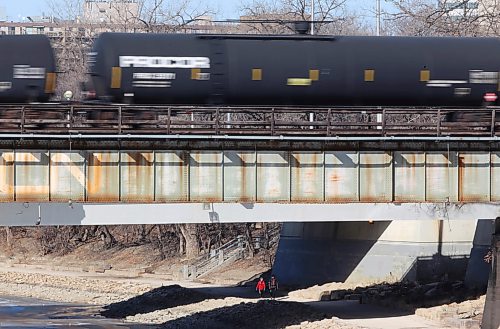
1, 223, 281, 262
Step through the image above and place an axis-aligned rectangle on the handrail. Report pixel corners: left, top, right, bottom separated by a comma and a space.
0, 105, 496, 138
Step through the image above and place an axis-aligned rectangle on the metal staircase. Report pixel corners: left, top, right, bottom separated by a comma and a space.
183, 236, 246, 279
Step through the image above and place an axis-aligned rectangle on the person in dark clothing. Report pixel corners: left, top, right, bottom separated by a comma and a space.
268, 274, 278, 299
256, 277, 266, 298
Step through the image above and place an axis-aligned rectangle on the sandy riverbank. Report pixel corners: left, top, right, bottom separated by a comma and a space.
0, 262, 479, 329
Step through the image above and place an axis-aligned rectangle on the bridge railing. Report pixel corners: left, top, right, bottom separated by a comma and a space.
0, 105, 497, 137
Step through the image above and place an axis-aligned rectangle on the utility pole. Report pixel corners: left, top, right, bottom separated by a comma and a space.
376, 0, 381, 36
376, 0, 382, 128
311, 0, 314, 35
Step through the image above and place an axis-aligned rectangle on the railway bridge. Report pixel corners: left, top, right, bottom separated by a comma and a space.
0, 104, 497, 225
0, 104, 499, 328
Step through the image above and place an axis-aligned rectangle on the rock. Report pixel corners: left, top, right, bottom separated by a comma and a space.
424, 287, 438, 298
348, 294, 362, 301
318, 291, 331, 301
330, 290, 347, 301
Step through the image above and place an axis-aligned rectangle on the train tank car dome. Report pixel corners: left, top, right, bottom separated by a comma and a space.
86, 33, 500, 107
0, 35, 56, 103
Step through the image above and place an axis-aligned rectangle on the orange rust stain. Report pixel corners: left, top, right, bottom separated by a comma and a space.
15, 152, 49, 201
87, 152, 119, 202
0, 153, 14, 199
122, 152, 154, 202
458, 155, 465, 202
237, 152, 254, 201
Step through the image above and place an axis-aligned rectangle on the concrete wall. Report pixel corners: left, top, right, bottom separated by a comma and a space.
482, 218, 499, 329
273, 220, 493, 287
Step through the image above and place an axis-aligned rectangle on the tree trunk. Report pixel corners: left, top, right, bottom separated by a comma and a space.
100, 226, 117, 248
156, 225, 166, 260
263, 222, 270, 249
245, 223, 255, 258
5, 227, 13, 252
176, 225, 185, 256
178, 224, 200, 259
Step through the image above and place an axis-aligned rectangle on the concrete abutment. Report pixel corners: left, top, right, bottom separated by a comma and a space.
273, 220, 493, 288
482, 218, 500, 329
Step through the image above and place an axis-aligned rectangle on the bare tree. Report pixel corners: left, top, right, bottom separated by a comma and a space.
178, 224, 200, 259
136, 0, 214, 33
239, 0, 364, 34
385, 0, 500, 37
5, 227, 13, 253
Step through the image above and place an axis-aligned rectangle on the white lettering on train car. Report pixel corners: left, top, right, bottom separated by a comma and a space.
0, 82, 12, 91
87, 52, 97, 64
132, 72, 176, 88
120, 56, 210, 69
133, 73, 176, 80
13, 65, 46, 79
469, 70, 498, 84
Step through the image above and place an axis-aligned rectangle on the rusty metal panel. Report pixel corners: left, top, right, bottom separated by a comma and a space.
121, 152, 154, 202
0, 152, 14, 202
257, 151, 290, 202
15, 151, 49, 202
359, 152, 393, 202
325, 151, 358, 202
50, 152, 85, 202
224, 151, 256, 202
86, 152, 119, 202
190, 151, 223, 202
458, 152, 490, 202
426, 152, 459, 202
291, 152, 324, 202
394, 152, 425, 202
491, 152, 500, 202
155, 151, 188, 202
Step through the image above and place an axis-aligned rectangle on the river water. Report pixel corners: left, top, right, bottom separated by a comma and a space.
0, 296, 152, 328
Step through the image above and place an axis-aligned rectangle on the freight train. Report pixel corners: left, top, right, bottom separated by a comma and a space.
2, 32, 500, 107
0, 35, 56, 102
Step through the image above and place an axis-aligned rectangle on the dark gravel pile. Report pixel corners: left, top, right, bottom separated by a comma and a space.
157, 299, 329, 329
101, 284, 211, 318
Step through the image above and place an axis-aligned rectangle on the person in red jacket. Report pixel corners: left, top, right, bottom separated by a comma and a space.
256, 277, 266, 298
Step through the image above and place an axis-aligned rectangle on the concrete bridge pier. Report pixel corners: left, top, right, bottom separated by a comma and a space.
273, 220, 493, 288
482, 218, 500, 329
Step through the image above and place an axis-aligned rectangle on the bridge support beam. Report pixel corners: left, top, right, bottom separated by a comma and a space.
482, 217, 500, 329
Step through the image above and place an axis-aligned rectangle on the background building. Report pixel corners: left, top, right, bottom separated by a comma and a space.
443, 0, 479, 17
82, 0, 139, 24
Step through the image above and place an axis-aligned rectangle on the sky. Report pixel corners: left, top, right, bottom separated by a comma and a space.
0, 0, 241, 20
0, 0, 383, 25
